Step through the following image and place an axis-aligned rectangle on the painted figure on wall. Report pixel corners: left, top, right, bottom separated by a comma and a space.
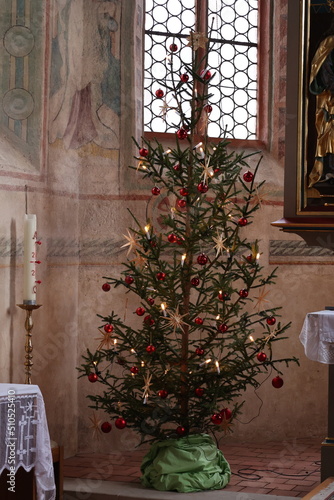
308, 19, 334, 187
49, 0, 121, 150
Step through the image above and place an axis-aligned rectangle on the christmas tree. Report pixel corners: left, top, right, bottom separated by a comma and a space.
78, 34, 298, 447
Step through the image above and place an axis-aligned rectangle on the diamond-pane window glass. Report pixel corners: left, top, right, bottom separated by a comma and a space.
144, 0, 258, 140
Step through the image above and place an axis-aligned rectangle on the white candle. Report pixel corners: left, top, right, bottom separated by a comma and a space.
23, 214, 37, 304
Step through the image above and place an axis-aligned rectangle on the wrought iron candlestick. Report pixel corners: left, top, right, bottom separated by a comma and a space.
17, 303, 42, 384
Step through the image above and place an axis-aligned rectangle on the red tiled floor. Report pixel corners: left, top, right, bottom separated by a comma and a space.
64, 437, 321, 497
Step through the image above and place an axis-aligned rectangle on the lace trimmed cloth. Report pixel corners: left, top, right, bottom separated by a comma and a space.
0, 383, 56, 500
299, 310, 334, 364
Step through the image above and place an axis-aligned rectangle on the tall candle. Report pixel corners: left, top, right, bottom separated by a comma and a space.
23, 214, 37, 304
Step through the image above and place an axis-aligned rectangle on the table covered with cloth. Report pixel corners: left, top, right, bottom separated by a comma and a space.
299, 310, 334, 364
0, 383, 55, 500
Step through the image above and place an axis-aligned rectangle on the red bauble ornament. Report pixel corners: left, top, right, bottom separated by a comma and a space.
195, 347, 205, 356
130, 366, 139, 374
155, 89, 164, 98
144, 315, 155, 326
257, 352, 267, 362
101, 422, 112, 433
218, 323, 228, 333
239, 289, 248, 298
173, 163, 181, 171
176, 236, 184, 245
177, 199, 187, 209
104, 324, 114, 333
169, 43, 178, 52
195, 387, 204, 397
211, 413, 223, 425
272, 376, 284, 389
197, 253, 208, 265
125, 275, 134, 285
147, 297, 155, 305
179, 187, 189, 196
176, 426, 186, 436
200, 69, 212, 80
156, 271, 166, 281
88, 373, 98, 383
176, 128, 188, 140
168, 233, 178, 243
266, 316, 276, 326
243, 171, 254, 183
246, 254, 254, 263
102, 283, 110, 292
146, 344, 156, 353
220, 408, 232, 420
204, 104, 213, 113
152, 186, 161, 196
195, 317, 204, 325
158, 389, 168, 399
180, 73, 189, 82
136, 307, 145, 316
115, 417, 127, 429
238, 217, 248, 227
139, 147, 148, 157
197, 182, 209, 193
191, 277, 200, 287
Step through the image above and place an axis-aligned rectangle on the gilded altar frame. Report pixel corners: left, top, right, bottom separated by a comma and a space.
295, 0, 334, 215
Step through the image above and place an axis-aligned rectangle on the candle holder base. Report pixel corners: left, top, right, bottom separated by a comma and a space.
17, 304, 42, 384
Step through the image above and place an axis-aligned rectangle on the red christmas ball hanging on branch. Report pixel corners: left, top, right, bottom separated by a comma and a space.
168, 233, 178, 243
200, 69, 212, 81
155, 89, 164, 98
180, 73, 189, 82
239, 289, 248, 298
197, 182, 208, 193
177, 199, 187, 209
176, 128, 188, 140
243, 171, 254, 183
158, 389, 168, 399
102, 283, 110, 292
88, 373, 98, 383
146, 344, 156, 353
130, 366, 139, 374
101, 422, 112, 433
257, 352, 267, 362
152, 186, 161, 196
195, 347, 205, 356
191, 277, 200, 287
144, 315, 155, 326
195, 387, 204, 397
139, 147, 148, 157
104, 324, 113, 333
211, 413, 223, 425
169, 43, 178, 52
204, 104, 213, 114
156, 271, 166, 281
218, 323, 228, 333
266, 316, 276, 326
125, 275, 134, 285
115, 417, 127, 429
176, 426, 186, 436
197, 253, 208, 265
136, 307, 145, 316
220, 408, 232, 420
272, 376, 284, 388
238, 217, 248, 227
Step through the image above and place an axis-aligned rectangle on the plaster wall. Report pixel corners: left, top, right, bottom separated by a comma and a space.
0, 0, 329, 460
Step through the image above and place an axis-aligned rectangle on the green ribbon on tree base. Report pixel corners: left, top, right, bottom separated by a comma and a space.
140, 433, 231, 492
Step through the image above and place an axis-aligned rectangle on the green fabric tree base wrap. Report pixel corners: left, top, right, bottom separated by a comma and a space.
140, 433, 231, 492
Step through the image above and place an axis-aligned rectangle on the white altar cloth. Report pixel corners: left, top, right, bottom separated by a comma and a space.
299, 310, 334, 364
0, 383, 55, 500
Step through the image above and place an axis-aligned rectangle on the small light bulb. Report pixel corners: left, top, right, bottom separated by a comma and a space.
161, 303, 167, 316
181, 254, 186, 267
215, 360, 220, 374
144, 225, 151, 239
249, 335, 254, 342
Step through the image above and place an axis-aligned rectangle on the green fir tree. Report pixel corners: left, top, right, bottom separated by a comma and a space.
78, 33, 298, 444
